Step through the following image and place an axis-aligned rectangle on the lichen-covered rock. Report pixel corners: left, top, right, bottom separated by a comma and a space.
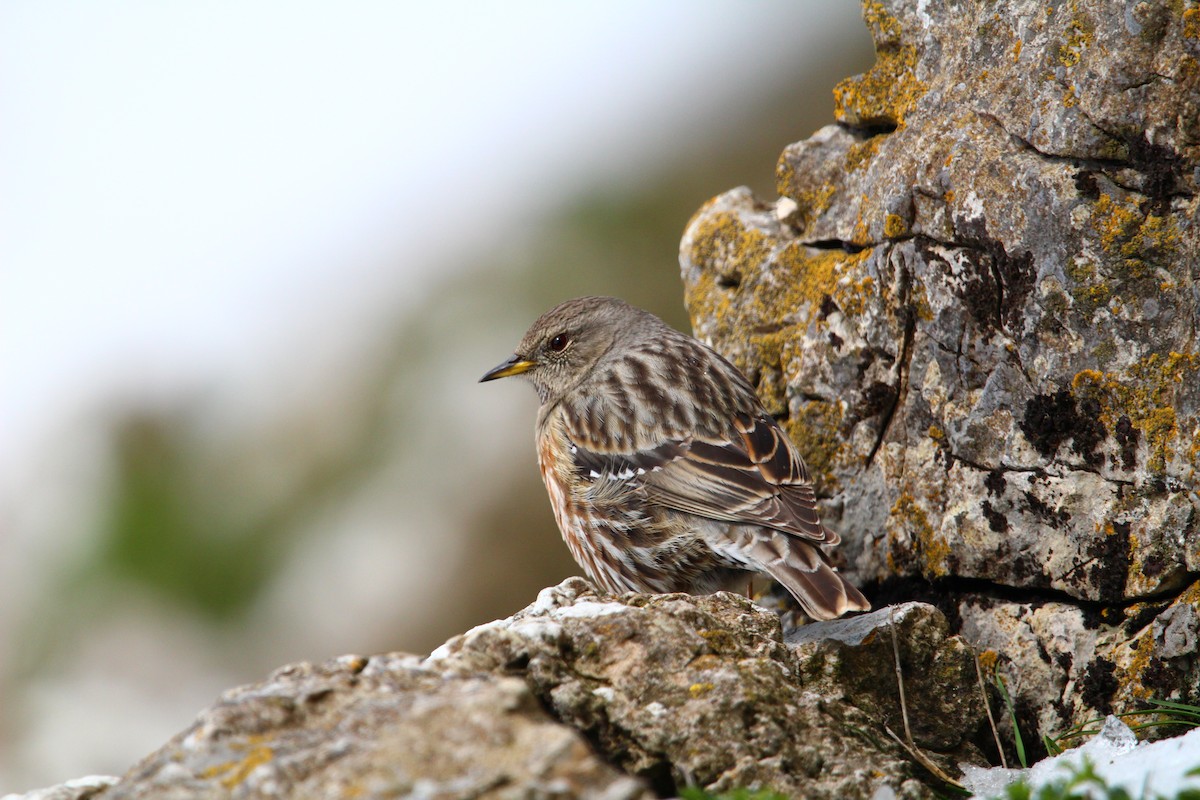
960, 579, 1200, 745
680, 0, 1199, 741
431, 579, 951, 799
26, 581, 986, 799
788, 602, 982, 753
95, 648, 650, 800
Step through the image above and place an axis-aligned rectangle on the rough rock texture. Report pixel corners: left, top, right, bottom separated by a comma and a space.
100, 648, 648, 800
789, 602, 981, 752
11, 581, 988, 799
1, 777, 119, 800
431, 581, 972, 799
680, 0, 1200, 752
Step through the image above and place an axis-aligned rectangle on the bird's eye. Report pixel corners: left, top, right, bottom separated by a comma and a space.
548, 333, 570, 352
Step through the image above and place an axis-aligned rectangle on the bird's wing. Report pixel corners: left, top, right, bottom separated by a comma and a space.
568, 410, 838, 546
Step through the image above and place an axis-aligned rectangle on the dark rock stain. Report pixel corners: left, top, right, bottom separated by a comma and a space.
1023, 491, 1071, 529
1086, 521, 1132, 602
1114, 415, 1138, 470
1020, 389, 1106, 465
981, 500, 1009, 532
1079, 657, 1118, 715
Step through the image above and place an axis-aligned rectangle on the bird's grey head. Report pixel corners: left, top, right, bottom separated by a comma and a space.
480, 296, 660, 405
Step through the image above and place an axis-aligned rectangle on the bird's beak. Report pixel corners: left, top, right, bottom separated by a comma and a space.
480, 354, 536, 382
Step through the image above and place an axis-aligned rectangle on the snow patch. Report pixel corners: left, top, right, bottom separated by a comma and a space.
961, 716, 1200, 798
552, 601, 628, 619
509, 618, 564, 643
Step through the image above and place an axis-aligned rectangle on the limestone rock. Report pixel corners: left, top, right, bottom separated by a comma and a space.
96, 647, 649, 800
680, 0, 1199, 742
788, 602, 981, 752
431, 579, 957, 799
1, 777, 118, 800
14, 582, 988, 799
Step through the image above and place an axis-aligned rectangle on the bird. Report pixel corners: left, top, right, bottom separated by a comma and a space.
479, 296, 870, 620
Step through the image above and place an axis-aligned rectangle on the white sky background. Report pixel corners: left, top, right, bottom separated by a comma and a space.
0, 1, 867, 789
0, 1, 860, 482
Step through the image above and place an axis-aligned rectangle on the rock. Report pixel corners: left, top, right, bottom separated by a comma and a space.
432, 579, 959, 799
96, 646, 649, 800
680, 0, 1200, 744
788, 602, 982, 752
1, 777, 118, 800
14, 582, 985, 799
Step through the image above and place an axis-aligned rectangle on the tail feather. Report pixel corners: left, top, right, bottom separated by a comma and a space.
730, 528, 871, 621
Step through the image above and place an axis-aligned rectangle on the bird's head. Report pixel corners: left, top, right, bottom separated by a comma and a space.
480, 296, 650, 405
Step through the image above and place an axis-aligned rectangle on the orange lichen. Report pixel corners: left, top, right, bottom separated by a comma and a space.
833, 1, 928, 128
1072, 352, 1200, 472
884, 214, 909, 239
890, 493, 947, 578
1057, 11, 1094, 67
203, 737, 275, 789
1184, 7, 1200, 39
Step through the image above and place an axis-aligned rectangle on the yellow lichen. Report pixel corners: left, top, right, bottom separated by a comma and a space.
977, 649, 1000, 673
775, 156, 796, 199
890, 493, 948, 578
1064, 256, 1111, 315
787, 245, 875, 316
844, 136, 883, 174
783, 182, 836, 232
1072, 352, 1200, 473
1184, 7, 1200, 39
689, 682, 715, 698
203, 737, 274, 789
1118, 634, 1159, 702
1091, 193, 1180, 275
786, 401, 847, 493
683, 209, 772, 336
1057, 11, 1094, 67
697, 629, 738, 654
832, 1, 928, 127
683, 209, 891, 487
884, 214, 908, 239
689, 654, 724, 672
1067, 194, 1183, 318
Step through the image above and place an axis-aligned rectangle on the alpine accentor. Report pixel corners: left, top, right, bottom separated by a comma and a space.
481, 296, 869, 620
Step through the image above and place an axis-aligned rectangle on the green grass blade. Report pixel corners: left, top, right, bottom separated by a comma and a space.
994, 674, 1027, 769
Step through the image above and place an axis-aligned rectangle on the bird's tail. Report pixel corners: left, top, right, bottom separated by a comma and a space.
731, 529, 871, 621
